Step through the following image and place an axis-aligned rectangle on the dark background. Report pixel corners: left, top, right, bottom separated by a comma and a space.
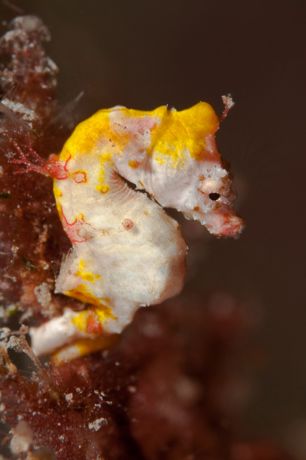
1, 0, 305, 457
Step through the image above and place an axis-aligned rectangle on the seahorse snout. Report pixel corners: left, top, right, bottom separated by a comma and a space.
205, 208, 244, 238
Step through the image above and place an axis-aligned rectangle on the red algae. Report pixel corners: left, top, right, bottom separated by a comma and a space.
0, 14, 293, 460
0, 15, 77, 320
0, 297, 292, 459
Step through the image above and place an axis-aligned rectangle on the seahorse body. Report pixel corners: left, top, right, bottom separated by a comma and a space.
30, 102, 243, 360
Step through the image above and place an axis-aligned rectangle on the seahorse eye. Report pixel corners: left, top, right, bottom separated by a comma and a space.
209, 192, 220, 201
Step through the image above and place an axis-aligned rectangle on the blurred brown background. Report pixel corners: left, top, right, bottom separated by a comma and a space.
0, 0, 305, 456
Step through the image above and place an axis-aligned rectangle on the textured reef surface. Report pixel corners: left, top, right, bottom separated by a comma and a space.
0, 15, 292, 460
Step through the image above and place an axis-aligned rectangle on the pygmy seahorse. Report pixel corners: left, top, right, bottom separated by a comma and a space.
27, 100, 243, 362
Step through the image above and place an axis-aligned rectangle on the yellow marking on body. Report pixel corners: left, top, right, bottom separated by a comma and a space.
64, 283, 115, 318
59, 108, 131, 162
71, 306, 113, 332
61, 110, 112, 158
54, 200, 63, 218
52, 334, 119, 364
53, 186, 64, 216
98, 185, 110, 193
71, 310, 89, 332
95, 152, 113, 193
71, 307, 115, 335
53, 184, 63, 199
128, 159, 139, 169
76, 259, 101, 283
95, 308, 111, 324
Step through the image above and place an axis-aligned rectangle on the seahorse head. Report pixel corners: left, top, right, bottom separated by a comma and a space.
58, 103, 243, 239
142, 102, 244, 237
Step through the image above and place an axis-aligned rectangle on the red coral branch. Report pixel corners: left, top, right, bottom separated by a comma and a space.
6, 134, 70, 179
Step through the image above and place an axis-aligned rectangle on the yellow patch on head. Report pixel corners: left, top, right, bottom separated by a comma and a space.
150, 102, 219, 167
